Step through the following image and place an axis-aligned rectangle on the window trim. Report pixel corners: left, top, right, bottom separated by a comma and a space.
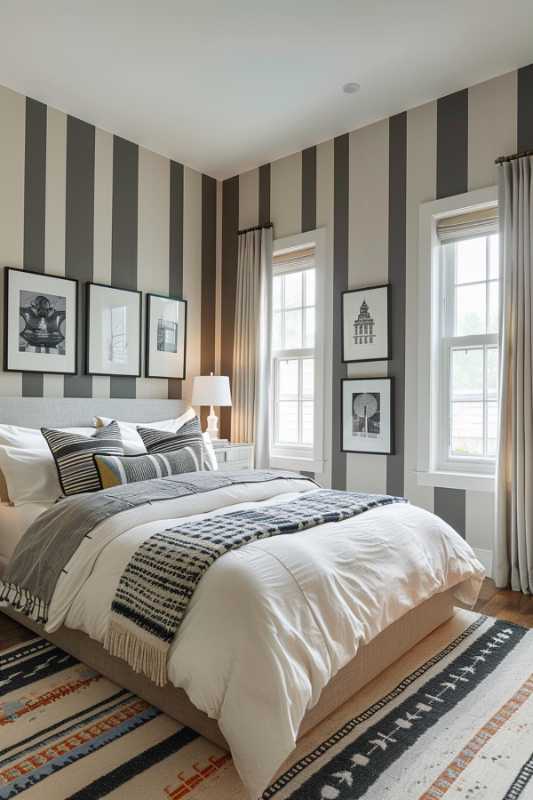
269, 229, 326, 473
417, 186, 498, 493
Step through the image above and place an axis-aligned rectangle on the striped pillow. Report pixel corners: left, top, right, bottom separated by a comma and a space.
137, 416, 211, 469
94, 447, 203, 489
42, 421, 123, 497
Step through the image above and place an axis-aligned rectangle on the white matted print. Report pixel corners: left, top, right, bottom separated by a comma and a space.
342, 377, 393, 454
146, 294, 187, 379
5, 267, 78, 374
342, 284, 390, 363
87, 283, 141, 376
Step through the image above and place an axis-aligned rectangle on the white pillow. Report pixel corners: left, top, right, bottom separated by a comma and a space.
94, 408, 196, 454
0, 424, 95, 450
0, 446, 62, 506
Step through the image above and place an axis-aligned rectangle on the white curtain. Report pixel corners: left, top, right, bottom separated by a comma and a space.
495, 155, 533, 593
232, 227, 272, 468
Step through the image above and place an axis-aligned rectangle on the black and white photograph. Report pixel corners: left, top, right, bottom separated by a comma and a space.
341, 377, 393, 454
86, 283, 142, 377
4, 267, 78, 374
146, 293, 187, 379
342, 284, 390, 363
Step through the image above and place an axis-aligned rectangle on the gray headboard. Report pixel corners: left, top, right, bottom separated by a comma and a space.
0, 398, 190, 428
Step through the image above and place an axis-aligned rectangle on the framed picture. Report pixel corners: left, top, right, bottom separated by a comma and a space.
145, 293, 187, 379
341, 377, 394, 455
342, 284, 390, 363
4, 267, 78, 374
86, 283, 142, 377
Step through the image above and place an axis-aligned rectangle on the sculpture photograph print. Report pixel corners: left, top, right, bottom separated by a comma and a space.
342, 284, 391, 363
341, 377, 394, 454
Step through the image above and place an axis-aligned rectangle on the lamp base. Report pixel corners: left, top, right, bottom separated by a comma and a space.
206, 406, 220, 440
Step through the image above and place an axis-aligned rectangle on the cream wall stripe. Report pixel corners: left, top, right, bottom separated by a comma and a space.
220, 176, 239, 439
301, 146, 317, 232
468, 72, 517, 191
92, 128, 113, 398
517, 64, 533, 151
386, 112, 407, 497
238, 168, 259, 230
64, 116, 95, 399
22, 97, 46, 398
182, 167, 202, 404
405, 100, 437, 512
0, 85, 24, 397
137, 147, 170, 398
259, 164, 271, 226
43, 107, 67, 398
168, 160, 184, 399
270, 152, 302, 237
110, 135, 138, 399
346, 120, 389, 494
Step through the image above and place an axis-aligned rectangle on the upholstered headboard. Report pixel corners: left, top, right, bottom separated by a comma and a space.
0, 397, 190, 428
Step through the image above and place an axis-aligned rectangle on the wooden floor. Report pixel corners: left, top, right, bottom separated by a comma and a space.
0, 580, 531, 652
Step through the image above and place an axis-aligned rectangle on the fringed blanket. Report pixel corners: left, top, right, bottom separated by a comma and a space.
105, 490, 406, 686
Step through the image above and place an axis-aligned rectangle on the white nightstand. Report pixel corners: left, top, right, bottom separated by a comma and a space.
213, 442, 255, 471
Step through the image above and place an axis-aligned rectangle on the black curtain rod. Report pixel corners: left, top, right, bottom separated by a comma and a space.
237, 222, 273, 235
495, 149, 533, 164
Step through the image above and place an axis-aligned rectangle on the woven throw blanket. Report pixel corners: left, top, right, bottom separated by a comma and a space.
0, 469, 306, 625
105, 489, 406, 686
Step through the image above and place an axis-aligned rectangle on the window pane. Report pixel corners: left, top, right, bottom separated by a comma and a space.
277, 401, 298, 443
302, 401, 313, 444
486, 346, 498, 398
305, 270, 315, 306
304, 307, 315, 347
451, 348, 483, 399
451, 402, 484, 456
456, 237, 486, 284
487, 401, 498, 457
455, 283, 486, 335
284, 309, 302, 349
273, 275, 282, 310
302, 358, 314, 398
487, 280, 499, 333
489, 234, 499, 279
278, 359, 299, 399
283, 272, 302, 309
272, 311, 282, 350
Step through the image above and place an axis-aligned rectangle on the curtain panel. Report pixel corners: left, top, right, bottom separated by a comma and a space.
231, 227, 272, 468
495, 155, 533, 594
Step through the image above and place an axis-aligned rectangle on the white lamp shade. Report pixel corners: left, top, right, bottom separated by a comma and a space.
192, 375, 232, 407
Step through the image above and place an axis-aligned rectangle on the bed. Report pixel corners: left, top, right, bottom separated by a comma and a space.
0, 398, 485, 799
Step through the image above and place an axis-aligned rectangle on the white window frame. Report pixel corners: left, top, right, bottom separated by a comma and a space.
270, 228, 326, 473
417, 186, 498, 493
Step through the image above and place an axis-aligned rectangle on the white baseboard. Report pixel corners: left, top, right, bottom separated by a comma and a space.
473, 547, 493, 578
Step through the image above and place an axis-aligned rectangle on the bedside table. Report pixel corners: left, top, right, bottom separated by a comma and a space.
213, 442, 255, 471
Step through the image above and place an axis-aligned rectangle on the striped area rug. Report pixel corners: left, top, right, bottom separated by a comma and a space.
1, 611, 532, 799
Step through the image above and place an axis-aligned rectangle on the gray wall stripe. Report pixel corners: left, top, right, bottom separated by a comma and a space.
168, 160, 184, 399
64, 116, 95, 398
434, 487, 466, 538
200, 174, 217, 428
22, 98, 47, 397
332, 134, 349, 490
517, 64, 533, 152
220, 175, 239, 439
110, 136, 138, 399
437, 90, 468, 199
434, 88, 468, 533
301, 146, 317, 232
386, 112, 407, 496
258, 164, 270, 226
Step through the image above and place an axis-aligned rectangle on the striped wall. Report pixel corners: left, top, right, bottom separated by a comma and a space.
220, 63, 533, 565
0, 84, 217, 404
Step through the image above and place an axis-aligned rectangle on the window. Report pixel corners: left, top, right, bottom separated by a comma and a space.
417, 186, 499, 492
271, 248, 316, 456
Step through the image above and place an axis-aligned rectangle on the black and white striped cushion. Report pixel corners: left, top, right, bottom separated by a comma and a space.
137, 416, 210, 469
94, 447, 203, 488
42, 421, 123, 497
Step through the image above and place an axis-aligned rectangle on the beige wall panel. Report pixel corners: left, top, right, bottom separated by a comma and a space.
238, 168, 259, 230
270, 152, 302, 238
468, 71, 517, 191
182, 166, 203, 405
466, 489, 494, 572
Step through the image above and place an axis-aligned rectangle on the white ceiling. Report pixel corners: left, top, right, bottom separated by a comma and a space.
1, 1, 533, 179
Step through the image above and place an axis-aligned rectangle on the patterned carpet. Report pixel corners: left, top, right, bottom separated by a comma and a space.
0, 610, 532, 799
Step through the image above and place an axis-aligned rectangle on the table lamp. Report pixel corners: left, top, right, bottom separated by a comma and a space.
191, 373, 232, 441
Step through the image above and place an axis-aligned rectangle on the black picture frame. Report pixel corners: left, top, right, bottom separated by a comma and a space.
340, 377, 394, 455
145, 293, 188, 380
85, 282, 142, 377
3, 266, 79, 375
341, 283, 391, 363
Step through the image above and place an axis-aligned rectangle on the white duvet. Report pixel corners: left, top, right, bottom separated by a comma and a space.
42, 478, 484, 799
